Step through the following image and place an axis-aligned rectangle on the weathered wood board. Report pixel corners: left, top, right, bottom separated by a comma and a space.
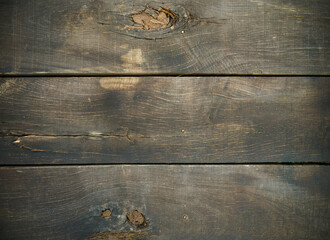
0, 77, 329, 164
0, 1, 329, 239
0, 165, 329, 240
0, 0, 329, 75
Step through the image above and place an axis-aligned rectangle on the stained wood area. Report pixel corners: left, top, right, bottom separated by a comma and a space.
0, 165, 329, 240
0, 0, 329, 74
0, 76, 329, 164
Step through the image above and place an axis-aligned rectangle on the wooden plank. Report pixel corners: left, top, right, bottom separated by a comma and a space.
0, 76, 329, 164
0, 165, 329, 240
0, 0, 329, 75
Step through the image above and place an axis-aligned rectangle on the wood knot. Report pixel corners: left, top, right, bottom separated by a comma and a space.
101, 209, 112, 219
129, 6, 178, 31
126, 210, 149, 229
98, 3, 190, 40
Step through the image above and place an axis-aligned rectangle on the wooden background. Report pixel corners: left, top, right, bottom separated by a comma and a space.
1, 0, 329, 75
0, 0, 329, 239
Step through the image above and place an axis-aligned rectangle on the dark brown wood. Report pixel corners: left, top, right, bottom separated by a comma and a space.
0, 76, 329, 164
0, 0, 329, 75
0, 2, 328, 240
0, 165, 329, 240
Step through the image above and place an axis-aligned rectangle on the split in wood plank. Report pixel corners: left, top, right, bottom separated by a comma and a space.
0, 76, 329, 164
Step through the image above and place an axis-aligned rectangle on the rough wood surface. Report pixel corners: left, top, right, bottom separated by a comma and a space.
0, 0, 329, 75
0, 76, 328, 164
0, 165, 329, 240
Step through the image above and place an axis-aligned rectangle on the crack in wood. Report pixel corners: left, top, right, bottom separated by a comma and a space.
9, 128, 140, 154
4, 127, 134, 141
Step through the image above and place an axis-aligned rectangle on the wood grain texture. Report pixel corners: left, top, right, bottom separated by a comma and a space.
0, 165, 329, 240
0, 76, 329, 164
0, 0, 329, 75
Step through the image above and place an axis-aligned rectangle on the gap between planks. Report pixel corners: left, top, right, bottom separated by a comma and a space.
1, 163, 329, 168
1, 73, 330, 78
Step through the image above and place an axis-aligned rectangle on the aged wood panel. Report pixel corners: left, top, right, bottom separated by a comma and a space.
0, 77, 329, 164
0, 165, 329, 240
0, 0, 329, 75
